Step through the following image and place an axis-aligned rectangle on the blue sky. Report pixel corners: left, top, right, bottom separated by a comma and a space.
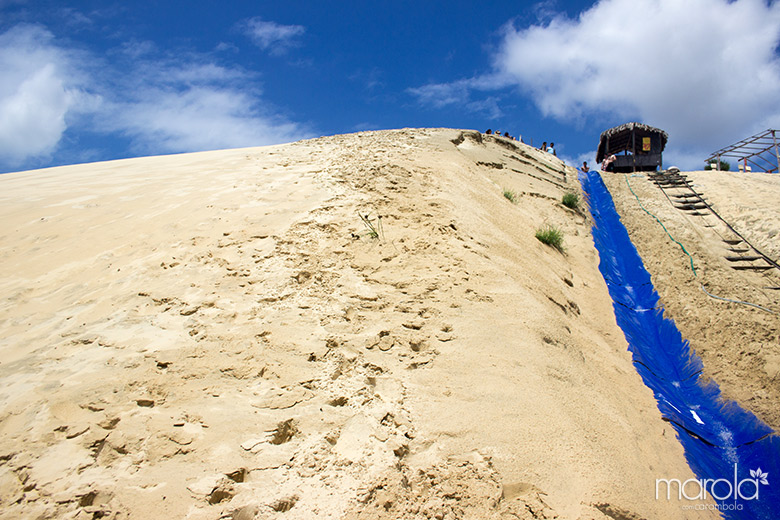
1, 0, 780, 174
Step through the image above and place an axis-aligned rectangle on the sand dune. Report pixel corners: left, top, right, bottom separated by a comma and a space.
0, 129, 725, 519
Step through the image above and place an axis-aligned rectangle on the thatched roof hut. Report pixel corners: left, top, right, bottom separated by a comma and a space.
596, 122, 668, 172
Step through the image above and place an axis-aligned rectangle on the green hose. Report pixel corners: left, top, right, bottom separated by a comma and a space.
623, 173, 777, 314
624, 174, 697, 276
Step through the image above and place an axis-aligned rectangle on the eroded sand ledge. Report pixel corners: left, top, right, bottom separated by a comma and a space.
0, 129, 720, 519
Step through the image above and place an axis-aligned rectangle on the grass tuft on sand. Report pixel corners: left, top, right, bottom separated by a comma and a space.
562, 192, 579, 210
536, 225, 564, 252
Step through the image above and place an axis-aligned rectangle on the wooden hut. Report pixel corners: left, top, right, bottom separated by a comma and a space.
596, 122, 668, 172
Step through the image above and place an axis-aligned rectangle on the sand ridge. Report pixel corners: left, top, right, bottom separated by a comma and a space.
0, 129, 716, 519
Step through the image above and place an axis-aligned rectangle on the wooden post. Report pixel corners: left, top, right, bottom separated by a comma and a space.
773, 130, 779, 174
631, 123, 636, 173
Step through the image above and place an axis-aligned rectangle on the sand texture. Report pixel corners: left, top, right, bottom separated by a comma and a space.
0, 129, 719, 519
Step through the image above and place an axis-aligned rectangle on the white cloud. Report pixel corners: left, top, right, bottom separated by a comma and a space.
407, 76, 506, 118
137, 60, 248, 86
495, 0, 780, 138
0, 23, 311, 171
241, 17, 305, 55
0, 25, 82, 165
118, 39, 157, 59
96, 54, 310, 154
106, 84, 306, 154
408, 80, 473, 108
498, 0, 780, 165
411, 0, 780, 168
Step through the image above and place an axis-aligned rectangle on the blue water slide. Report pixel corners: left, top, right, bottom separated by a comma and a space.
580, 170, 779, 519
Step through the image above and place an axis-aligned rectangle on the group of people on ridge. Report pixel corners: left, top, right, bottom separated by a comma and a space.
485, 129, 521, 142
539, 141, 556, 157
484, 129, 566, 163
485, 127, 619, 174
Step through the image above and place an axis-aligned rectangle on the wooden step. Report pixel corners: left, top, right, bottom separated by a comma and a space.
725, 256, 764, 262
672, 193, 705, 199
675, 203, 708, 209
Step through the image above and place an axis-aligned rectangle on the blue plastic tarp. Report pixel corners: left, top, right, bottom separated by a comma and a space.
580, 170, 779, 519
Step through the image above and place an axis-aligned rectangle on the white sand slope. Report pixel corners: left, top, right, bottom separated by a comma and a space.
0, 129, 715, 519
